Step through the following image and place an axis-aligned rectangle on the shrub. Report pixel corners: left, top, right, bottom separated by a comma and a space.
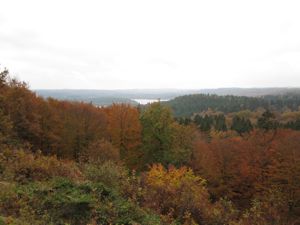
0, 149, 82, 183
0, 217, 5, 225
83, 161, 128, 189
236, 189, 293, 225
1, 178, 163, 225
0, 182, 19, 217
142, 164, 212, 224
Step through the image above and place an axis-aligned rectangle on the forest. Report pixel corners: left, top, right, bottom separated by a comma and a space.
166, 93, 300, 117
0, 68, 299, 225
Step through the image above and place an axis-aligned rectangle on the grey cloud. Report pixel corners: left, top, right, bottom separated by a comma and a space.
0, 30, 117, 77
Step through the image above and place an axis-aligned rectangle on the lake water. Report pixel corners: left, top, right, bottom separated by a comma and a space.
133, 99, 169, 105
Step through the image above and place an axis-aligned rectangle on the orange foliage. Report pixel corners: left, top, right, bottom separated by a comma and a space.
0, 72, 109, 159
191, 129, 300, 212
105, 104, 141, 167
80, 139, 120, 164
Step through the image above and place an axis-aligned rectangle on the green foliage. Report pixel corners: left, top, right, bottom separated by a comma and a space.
141, 102, 174, 165
193, 114, 227, 132
167, 94, 269, 117
95, 195, 161, 225
214, 114, 227, 131
0, 217, 5, 225
141, 103, 194, 167
194, 114, 214, 132
231, 115, 253, 135
168, 123, 195, 166
284, 118, 300, 130
24, 178, 94, 225
1, 176, 163, 225
83, 161, 128, 189
166, 93, 300, 117
257, 110, 279, 131
4, 179, 101, 224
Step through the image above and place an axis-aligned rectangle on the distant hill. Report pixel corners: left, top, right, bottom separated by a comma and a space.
35, 88, 300, 107
35, 90, 138, 106
198, 87, 300, 97
35, 89, 202, 99
35, 89, 201, 106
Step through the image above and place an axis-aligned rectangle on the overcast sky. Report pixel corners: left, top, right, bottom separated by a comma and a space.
1, 0, 300, 89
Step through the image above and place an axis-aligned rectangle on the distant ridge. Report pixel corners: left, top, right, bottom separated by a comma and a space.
35, 87, 300, 102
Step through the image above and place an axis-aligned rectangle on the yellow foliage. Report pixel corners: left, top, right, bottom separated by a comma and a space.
142, 164, 211, 224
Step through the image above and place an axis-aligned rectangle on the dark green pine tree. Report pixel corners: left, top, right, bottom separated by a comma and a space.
193, 114, 202, 126
200, 115, 213, 132
257, 109, 278, 131
231, 115, 253, 135
214, 114, 227, 131
284, 119, 300, 130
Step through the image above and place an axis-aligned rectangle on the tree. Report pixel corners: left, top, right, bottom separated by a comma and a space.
141, 102, 194, 167
106, 104, 141, 167
0, 68, 9, 89
284, 119, 300, 130
0, 109, 13, 146
257, 110, 278, 131
169, 123, 195, 166
4, 80, 42, 148
140, 102, 175, 166
231, 115, 253, 135
214, 114, 227, 131
201, 115, 213, 132
80, 139, 120, 164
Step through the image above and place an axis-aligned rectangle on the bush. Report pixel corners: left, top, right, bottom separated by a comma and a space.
95, 195, 162, 225
142, 164, 212, 224
236, 189, 294, 225
0, 217, 5, 225
1, 177, 163, 225
83, 161, 128, 189
0, 148, 82, 183
0, 182, 19, 217
27, 178, 94, 225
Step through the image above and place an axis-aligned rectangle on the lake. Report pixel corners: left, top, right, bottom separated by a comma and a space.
133, 99, 169, 105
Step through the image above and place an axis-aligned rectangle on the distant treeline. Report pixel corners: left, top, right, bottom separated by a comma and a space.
177, 110, 300, 136
166, 94, 300, 117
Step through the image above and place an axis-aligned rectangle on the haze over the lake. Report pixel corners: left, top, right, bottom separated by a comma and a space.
1, 0, 300, 89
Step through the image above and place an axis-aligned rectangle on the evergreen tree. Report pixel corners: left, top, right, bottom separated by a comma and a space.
231, 115, 253, 135
215, 114, 227, 131
285, 119, 300, 130
194, 114, 202, 126
200, 115, 213, 132
257, 110, 278, 131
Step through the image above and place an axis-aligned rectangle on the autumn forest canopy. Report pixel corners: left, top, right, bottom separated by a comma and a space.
0, 69, 300, 224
